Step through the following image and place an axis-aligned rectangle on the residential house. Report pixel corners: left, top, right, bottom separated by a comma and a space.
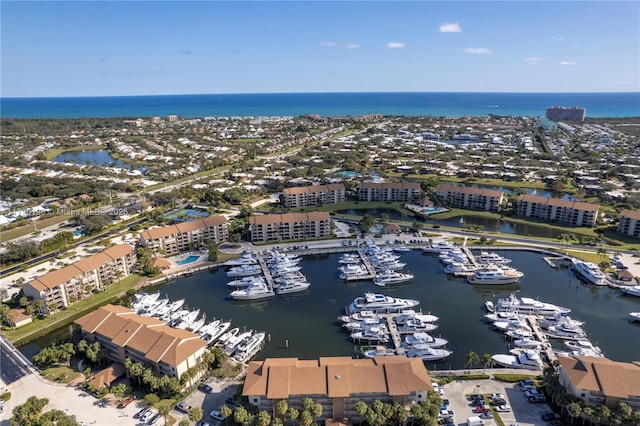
558, 355, 640, 410
283, 184, 346, 208
516, 194, 599, 227
617, 209, 640, 238
249, 212, 331, 243
22, 244, 136, 312
75, 305, 207, 383
358, 182, 421, 202
139, 216, 229, 255
243, 356, 433, 420
435, 184, 505, 212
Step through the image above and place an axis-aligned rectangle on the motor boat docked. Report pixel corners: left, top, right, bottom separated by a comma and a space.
513, 337, 544, 349
175, 309, 200, 330
373, 270, 414, 287
339, 263, 370, 280
338, 254, 361, 265
223, 330, 253, 355
343, 318, 385, 332
491, 349, 543, 370
393, 245, 411, 252
347, 292, 420, 314
444, 261, 478, 277
571, 259, 609, 286
205, 321, 232, 345
539, 313, 584, 330
350, 326, 389, 343
230, 281, 275, 301
395, 310, 439, 324
494, 293, 571, 316
275, 279, 311, 295
227, 276, 266, 288
467, 264, 524, 285
493, 318, 532, 333
484, 311, 520, 322
476, 251, 512, 264
215, 327, 240, 347
362, 346, 398, 358
406, 346, 452, 361
397, 319, 438, 334
223, 251, 257, 266
227, 264, 262, 277
422, 240, 457, 253
564, 340, 603, 356
338, 310, 380, 323
505, 329, 534, 340
630, 312, 640, 322
402, 332, 449, 348
232, 331, 266, 363
545, 321, 587, 340
622, 286, 640, 297
269, 264, 302, 277
484, 301, 495, 313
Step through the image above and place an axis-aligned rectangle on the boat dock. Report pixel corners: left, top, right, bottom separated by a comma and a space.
526, 315, 557, 364
342, 250, 377, 281
543, 256, 567, 268
381, 313, 405, 355
462, 247, 480, 268
255, 253, 275, 291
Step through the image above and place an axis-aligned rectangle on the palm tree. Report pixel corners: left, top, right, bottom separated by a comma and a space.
481, 353, 494, 373
220, 405, 233, 426
276, 400, 289, 423
189, 407, 204, 424
158, 403, 172, 426
567, 401, 582, 424
287, 407, 299, 426
465, 351, 480, 373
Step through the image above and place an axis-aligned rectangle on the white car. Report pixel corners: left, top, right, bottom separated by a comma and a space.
210, 410, 225, 421
495, 405, 511, 412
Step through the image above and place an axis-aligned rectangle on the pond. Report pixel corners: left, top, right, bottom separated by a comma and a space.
53, 149, 139, 170
336, 208, 566, 239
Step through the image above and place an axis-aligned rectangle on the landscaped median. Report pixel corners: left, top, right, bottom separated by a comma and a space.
5, 274, 143, 347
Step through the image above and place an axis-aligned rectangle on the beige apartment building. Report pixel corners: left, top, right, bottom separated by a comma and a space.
243, 356, 433, 420
558, 355, 640, 410
358, 182, 422, 202
139, 216, 229, 255
516, 194, 599, 227
22, 244, 136, 312
249, 212, 331, 242
75, 305, 207, 383
435, 184, 505, 212
283, 184, 345, 208
617, 209, 640, 238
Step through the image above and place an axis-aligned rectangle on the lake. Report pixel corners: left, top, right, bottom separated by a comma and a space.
53, 149, 138, 170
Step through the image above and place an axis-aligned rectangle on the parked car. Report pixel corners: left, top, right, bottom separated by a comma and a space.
529, 395, 547, 403
135, 407, 150, 419
210, 410, 225, 421
117, 397, 134, 409
475, 405, 488, 413
176, 401, 193, 413
488, 393, 504, 401
480, 412, 493, 420
491, 398, 506, 406
225, 397, 235, 405
495, 405, 511, 412
541, 413, 560, 421
199, 384, 213, 393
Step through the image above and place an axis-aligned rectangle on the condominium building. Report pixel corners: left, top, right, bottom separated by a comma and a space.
617, 209, 640, 238
75, 305, 207, 382
558, 355, 640, 410
139, 216, 229, 255
516, 194, 599, 227
435, 184, 505, 212
546, 106, 586, 122
249, 212, 331, 243
22, 244, 136, 312
283, 184, 345, 208
358, 182, 421, 202
243, 356, 433, 420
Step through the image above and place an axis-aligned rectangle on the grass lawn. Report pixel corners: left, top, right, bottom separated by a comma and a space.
41, 365, 81, 384
6, 274, 143, 346
44, 145, 103, 161
1, 215, 70, 241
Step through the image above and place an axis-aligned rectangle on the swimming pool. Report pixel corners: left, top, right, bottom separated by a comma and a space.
175, 255, 200, 266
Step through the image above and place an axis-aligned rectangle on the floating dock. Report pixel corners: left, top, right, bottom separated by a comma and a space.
462, 247, 480, 268
381, 313, 405, 355
255, 252, 275, 291
526, 315, 557, 364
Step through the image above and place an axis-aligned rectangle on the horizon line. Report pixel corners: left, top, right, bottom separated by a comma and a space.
2, 90, 639, 100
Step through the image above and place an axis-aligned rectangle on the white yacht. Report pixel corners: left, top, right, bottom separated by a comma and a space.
275, 279, 311, 295
227, 264, 262, 277
373, 270, 414, 287
546, 321, 587, 340
363, 346, 398, 358
422, 240, 457, 253
338, 254, 361, 265
491, 349, 543, 370
350, 326, 389, 343
215, 327, 240, 347
477, 251, 512, 265
223, 252, 256, 266
467, 264, 524, 285
539, 314, 584, 330
397, 319, 438, 334
513, 337, 544, 349
630, 312, 640, 322
343, 318, 384, 332
227, 276, 266, 288
406, 346, 452, 361
494, 293, 571, 316
493, 318, 532, 333
572, 259, 609, 286
175, 309, 200, 330
232, 332, 266, 363
339, 263, 370, 280
223, 330, 253, 355
565, 340, 603, 356
505, 329, 534, 340
444, 261, 478, 277
338, 310, 379, 323
622, 286, 640, 297
395, 310, 439, 324
230, 281, 275, 301
347, 292, 420, 314
403, 332, 448, 348
205, 321, 232, 345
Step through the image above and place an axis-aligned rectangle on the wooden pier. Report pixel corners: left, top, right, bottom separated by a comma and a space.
526, 315, 557, 364
342, 250, 377, 281
462, 247, 480, 268
255, 253, 275, 291
381, 313, 405, 355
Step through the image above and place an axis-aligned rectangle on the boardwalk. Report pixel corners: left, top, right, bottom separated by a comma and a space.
381, 313, 405, 355
255, 252, 275, 291
526, 315, 557, 364
462, 247, 480, 267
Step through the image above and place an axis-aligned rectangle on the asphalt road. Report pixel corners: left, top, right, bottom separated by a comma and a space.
0, 335, 34, 386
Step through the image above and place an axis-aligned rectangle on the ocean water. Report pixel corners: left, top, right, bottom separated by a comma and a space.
2, 92, 639, 119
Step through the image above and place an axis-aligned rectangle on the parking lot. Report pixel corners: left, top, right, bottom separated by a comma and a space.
170, 377, 242, 425
441, 378, 559, 426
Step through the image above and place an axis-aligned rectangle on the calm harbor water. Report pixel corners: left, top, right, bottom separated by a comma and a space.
22, 250, 639, 369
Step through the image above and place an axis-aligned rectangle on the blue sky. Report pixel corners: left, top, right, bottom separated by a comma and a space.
2, 1, 639, 97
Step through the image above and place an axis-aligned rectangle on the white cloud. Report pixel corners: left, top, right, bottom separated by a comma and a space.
461, 47, 493, 54
439, 22, 462, 33
386, 42, 406, 49
559, 61, 576, 65
320, 41, 360, 49
524, 57, 541, 64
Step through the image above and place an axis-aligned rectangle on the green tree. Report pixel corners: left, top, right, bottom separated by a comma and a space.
178, 420, 190, 426
10, 395, 49, 426
310, 403, 322, 424
256, 410, 272, 426
189, 407, 204, 423
158, 403, 172, 426
481, 353, 494, 373
567, 401, 582, 423
465, 351, 480, 372
299, 410, 313, 426
111, 383, 127, 402
234, 406, 250, 426
276, 400, 289, 422
355, 401, 368, 417
287, 407, 299, 426
220, 405, 233, 426
358, 214, 375, 234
